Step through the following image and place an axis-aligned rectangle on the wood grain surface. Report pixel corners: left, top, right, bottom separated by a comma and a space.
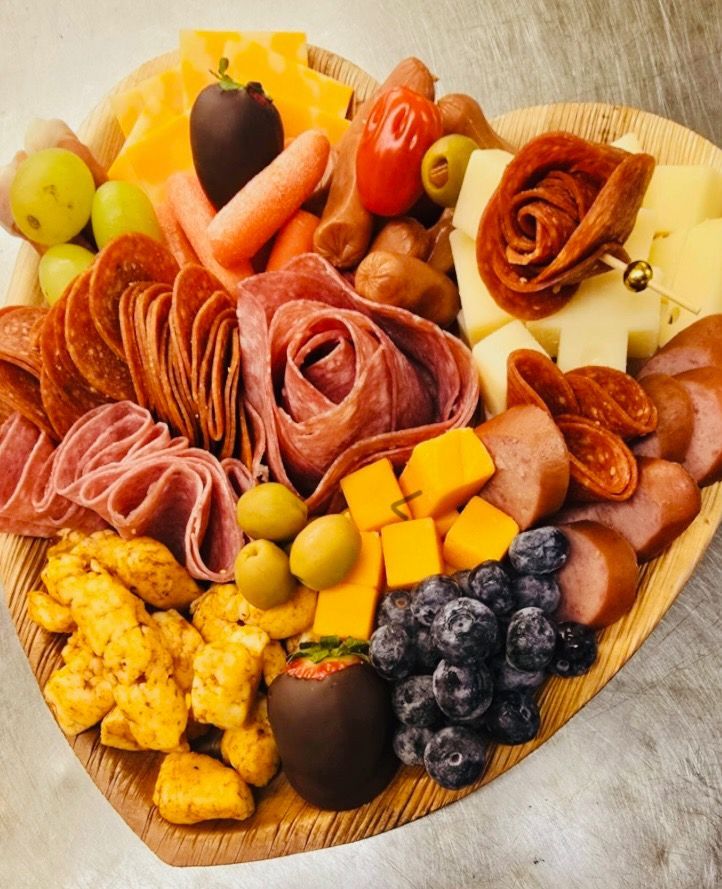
2, 47, 721, 868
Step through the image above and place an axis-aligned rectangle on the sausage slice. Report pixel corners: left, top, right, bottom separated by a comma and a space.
673, 366, 722, 486
632, 373, 694, 462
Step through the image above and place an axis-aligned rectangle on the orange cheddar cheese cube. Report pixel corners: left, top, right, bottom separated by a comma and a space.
443, 496, 519, 570
399, 428, 494, 520
340, 458, 410, 531
337, 531, 384, 590
313, 583, 380, 640
381, 518, 443, 589
435, 510, 459, 538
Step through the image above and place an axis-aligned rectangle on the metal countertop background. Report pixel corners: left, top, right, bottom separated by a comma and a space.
0, 1, 720, 887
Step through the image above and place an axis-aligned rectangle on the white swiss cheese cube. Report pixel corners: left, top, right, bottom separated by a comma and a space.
642, 165, 722, 234
452, 148, 513, 240
556, 320, 629, 373
611, 132, 643, 153
654, 218, 722, 345
450, 228, 512, 345
472, 321, 547, 416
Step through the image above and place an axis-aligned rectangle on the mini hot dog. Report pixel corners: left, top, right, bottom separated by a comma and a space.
427, 208, 454, 273
313, 58, 436, 269
554, 521, 638, 628
369, 217, 431, 259
437, 93, 513, 152
354, 250, 460, 327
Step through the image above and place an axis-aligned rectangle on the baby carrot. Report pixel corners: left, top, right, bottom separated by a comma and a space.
265, 209, 321, 271
166, 171, 253, 292
155, 197, 199, 267
208, 129, 330, 266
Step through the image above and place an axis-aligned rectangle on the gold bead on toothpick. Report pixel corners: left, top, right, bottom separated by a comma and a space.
623, 259, 654, 292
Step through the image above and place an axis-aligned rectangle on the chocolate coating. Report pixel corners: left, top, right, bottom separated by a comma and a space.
190, 83, 284, 209
267, 663, 398, 810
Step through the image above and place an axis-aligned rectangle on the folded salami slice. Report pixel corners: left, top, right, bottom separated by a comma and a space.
237, 253, 479, 511
566, 366, 657, 439
506, 349, 578, 415
557, 414, 638, 502
0, 360, 55, 438
477, 132, 655, 319
89, 232, 178, 358
0, 413, 104, 536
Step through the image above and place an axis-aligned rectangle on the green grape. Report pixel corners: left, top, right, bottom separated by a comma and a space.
38, 244, 95, 304
91, 180, 162, 249
10, 148, 95, 245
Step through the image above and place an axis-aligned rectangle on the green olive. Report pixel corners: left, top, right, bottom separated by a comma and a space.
289, 514, 362, 591
235, 482, 308, 542
234, 539, 297, 610
421, 134, 478, 208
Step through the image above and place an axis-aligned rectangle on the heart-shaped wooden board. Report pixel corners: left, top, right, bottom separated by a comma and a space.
2, 46, 722, 868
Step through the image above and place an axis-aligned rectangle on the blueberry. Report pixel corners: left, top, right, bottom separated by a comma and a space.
424, 726, 486, 790
490, 653, 546, 694
483, 692, 541, 745
413, 626, 441, 673
548, 622, 598, 677
512, 574, 561, 613
377, 589, 415, 631
432, 660, 493, 720
431, 597, 498, 663
466, 560, 515, 618
370, 624, 415, 680
508, 527, 569, 575
392, 725, 434, 766
392, 675, 443, 727
452, 569, 472, 596
506, 607, 557, 671
410, 575, 462, 628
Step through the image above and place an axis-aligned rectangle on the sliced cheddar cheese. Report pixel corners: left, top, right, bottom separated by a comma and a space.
313, 583, 380, 640
111, 67, 184, 139
179, 30, 351, 120
340, 458, 410, 531
381, 519, 444, 590
443, 497, 519, 570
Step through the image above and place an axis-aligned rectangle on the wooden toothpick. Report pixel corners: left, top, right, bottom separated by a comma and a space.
601, 253, 700, 315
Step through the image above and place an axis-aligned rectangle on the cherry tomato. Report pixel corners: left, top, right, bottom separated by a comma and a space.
356, 86, 443, 217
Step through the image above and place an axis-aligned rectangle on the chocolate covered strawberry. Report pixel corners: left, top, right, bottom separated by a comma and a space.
190, 58, 284, 209
267, 637, 397, 810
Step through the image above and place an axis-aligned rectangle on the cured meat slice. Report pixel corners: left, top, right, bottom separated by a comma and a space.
0, 360, 55, 438
64, 269, 135, 401
632, 374, 694, 462
566, 366, 657, 439
89, 232, 178, 358
0, 413, 103, 536
40, 293, 109, 437
557, 457, 701, 561
236, 253, 479, 511
506, 349, 578, 416
475, 405, 569, 529
119, 281, 159, 408
476, 132, 655, 319
0, 305, 46, 375
556, 414, 638, 502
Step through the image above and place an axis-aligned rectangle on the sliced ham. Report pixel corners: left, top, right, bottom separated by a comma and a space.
236, 253, 479, 511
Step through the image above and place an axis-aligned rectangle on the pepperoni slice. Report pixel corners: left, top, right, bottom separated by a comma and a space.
119, 281, 156, 408
89, 232, 178, 358
476, 132, 655, 319
566, 366, 657, 438
65, 270, 135, 401
0, 305, 47, 375
557, 414, 638, 502
0, 361, 55, 438
39, 294, 108, 437
506, 349, 579, 416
